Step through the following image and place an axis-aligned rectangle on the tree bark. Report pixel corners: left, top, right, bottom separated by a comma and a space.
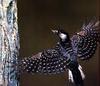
0, 0, 19, 86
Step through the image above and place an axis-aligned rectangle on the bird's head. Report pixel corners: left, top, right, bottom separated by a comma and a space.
51, 29, 70, 43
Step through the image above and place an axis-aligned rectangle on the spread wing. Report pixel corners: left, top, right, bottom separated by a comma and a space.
71, 19, 100, 60
19, 49, 71, 74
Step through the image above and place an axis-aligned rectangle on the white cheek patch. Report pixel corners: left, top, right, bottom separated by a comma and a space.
59, 33, 67, 40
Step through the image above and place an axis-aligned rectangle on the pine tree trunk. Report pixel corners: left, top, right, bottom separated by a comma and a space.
0, 0, 19, 86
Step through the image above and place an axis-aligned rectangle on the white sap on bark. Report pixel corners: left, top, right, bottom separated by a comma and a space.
0, 0, 19, 86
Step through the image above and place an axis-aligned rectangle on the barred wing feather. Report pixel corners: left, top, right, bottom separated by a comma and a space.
71, 20, 99, 60
20, 49, 70, 74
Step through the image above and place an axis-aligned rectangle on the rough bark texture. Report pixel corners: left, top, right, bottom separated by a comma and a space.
0, 0, 19, 86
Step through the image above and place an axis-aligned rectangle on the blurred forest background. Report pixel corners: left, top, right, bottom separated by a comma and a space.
18, 0, 99, 86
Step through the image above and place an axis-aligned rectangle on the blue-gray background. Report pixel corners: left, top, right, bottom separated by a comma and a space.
18, 0, 99, 86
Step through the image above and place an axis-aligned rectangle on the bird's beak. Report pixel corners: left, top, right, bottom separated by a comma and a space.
51, 30, 58, 34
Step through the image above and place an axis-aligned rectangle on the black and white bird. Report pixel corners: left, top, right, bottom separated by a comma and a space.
19, 19, 99, 86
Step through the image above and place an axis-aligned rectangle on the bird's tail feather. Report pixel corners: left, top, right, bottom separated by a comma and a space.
78, 65, 85, 79
68, 65, 85, 86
